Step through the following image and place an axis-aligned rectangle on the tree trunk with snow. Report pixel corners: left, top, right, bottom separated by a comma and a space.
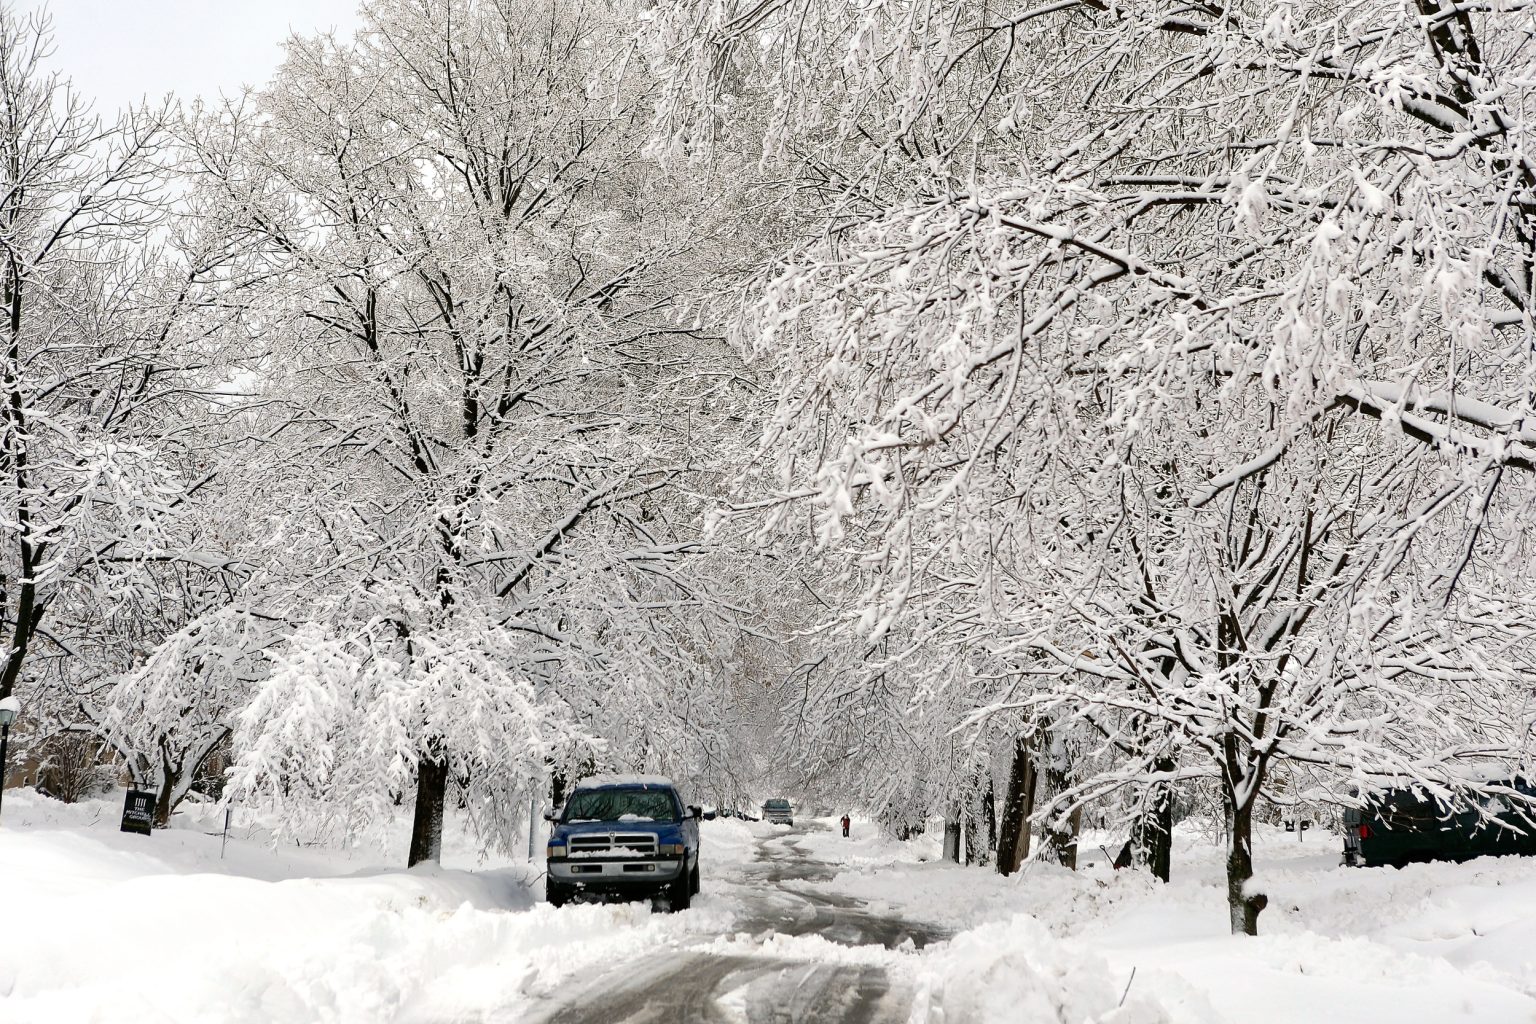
408, 755, 448, 867
1131, 758, 1175, 883
964, 776, 994, 866
995, 735, 1035, 876
982, 779, 997, 864
1031, 725, 1081, 869
153, 744, 179, 828
1225, 788, 1264, 936
942, 815, 961, 862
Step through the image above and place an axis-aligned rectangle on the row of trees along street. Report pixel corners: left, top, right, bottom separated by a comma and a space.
2, 0, 1535, 935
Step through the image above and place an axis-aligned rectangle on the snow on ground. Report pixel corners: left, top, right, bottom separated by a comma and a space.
0, 789, 730, 1024
4, 794, 1536, 1023
791, 812, 942, 867
798, 816, 1536, 1023
698, 814, 759, 868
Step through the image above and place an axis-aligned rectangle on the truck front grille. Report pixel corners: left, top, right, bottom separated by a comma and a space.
568, 833, 659, 857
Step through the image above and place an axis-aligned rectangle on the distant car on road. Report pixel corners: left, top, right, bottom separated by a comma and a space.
545, 775, 704, 910
762, 798, 793, 825
1343, 780, 1536, 868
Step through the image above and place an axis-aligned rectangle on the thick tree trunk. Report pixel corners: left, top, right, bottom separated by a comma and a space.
963, 803, 982, 865
1032, 726, 1081, 869
995, 735, 1036, 876
1131, 758, 1175, 883
1226, 789, 1265, 935
1040, 807, 1083, 869
408, 754, 448, 867
965, 773, 996, 865
943, 815, 962, 862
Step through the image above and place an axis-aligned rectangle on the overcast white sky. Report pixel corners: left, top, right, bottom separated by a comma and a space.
17, 1, 362, 113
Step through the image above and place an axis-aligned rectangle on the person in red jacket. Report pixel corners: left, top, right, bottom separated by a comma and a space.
840, 814, 851, 838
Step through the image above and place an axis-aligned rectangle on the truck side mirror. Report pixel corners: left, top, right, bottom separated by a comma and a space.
687, 805, 702, 819
542, 811, 559, 823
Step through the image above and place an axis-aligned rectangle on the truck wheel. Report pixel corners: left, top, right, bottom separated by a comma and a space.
670, 870, 692, 911
690, 862, 701, 896
546, 880, 571, 907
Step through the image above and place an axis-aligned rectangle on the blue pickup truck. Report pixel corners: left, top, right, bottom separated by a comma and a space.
545, 775, 705, 910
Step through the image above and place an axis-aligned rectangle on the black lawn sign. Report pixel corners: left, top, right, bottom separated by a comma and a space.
121, 789, 156, 835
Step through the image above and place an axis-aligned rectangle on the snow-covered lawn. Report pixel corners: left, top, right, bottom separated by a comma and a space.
805, 814, 1536, 1023
3, 795, 1535, 1023
0, 790, 734, 1023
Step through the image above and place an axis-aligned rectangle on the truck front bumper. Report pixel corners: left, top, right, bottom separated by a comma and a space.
548, 857, 684, 895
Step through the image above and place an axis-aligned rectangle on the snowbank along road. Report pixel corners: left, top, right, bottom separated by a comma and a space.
14, 792, 1536, 1023
527, 821, 945, 1024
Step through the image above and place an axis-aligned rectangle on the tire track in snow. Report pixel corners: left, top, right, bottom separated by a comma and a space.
534, 954, 903, 1024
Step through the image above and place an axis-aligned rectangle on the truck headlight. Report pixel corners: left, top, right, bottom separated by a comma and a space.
660, 843, 684, 857
547, 843, 567, 859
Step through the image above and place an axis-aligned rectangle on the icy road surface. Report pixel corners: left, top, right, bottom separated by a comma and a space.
526, 824, 944, 1024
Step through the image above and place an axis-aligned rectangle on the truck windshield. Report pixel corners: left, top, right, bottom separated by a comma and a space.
564, 788, 678, 823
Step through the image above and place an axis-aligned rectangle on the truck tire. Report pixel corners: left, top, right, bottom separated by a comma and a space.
670, 869, 692, 911
546, 880, 572, 907
690, 861, 701, 896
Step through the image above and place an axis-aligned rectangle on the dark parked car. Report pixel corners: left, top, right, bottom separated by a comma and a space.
1343, 780, 1536, 868
545, 775, 704, 910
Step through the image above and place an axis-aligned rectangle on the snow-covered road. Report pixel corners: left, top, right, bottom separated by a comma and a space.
538, 954, 897, 1024
733, 831, 947, 948
526, 825, 941, 1024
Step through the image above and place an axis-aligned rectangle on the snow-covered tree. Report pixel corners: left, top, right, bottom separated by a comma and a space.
88, 605, 273, 824
0, 8, 252, 764
648, 0, 1536, 932
180, 0, 757, 863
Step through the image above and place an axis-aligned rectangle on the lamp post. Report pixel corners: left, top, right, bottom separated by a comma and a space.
0, 695, 19, 824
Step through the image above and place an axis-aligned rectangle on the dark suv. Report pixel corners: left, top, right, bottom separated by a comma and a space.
545, 775, 703, 910
762, 798, 793, 825
1343, 780, 1536, 868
